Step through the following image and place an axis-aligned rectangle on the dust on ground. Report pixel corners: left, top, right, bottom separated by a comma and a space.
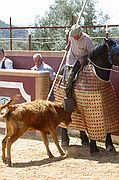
0, 122, 119, 180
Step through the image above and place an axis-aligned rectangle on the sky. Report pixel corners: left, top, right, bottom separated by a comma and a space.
0, 0, 119, 26
97, 0, 119, 24
0, 0, 55, 26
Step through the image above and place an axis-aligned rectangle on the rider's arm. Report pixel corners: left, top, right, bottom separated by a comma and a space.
65, 40, 71, 51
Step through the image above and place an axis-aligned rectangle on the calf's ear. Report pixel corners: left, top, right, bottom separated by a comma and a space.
9, 94, 21, 105
1, 94, 21, 109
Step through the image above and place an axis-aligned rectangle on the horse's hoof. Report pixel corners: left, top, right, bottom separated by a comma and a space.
91, 151, 101, 157
106, 145, 116, 155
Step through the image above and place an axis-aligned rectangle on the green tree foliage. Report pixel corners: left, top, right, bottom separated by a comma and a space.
33, 0, 110, 51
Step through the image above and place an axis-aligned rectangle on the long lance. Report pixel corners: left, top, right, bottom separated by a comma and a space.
76, 0, 88, 25
47, 50, 67, 100
47, 0, 88, 100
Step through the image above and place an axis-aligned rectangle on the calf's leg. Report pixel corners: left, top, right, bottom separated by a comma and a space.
40, 131, 54, 158
50, 129, 65, 156
6, 129, 27, 166
2, 135, 9, 163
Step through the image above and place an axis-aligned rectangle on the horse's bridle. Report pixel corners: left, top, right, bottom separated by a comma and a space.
87, 57, 113, 71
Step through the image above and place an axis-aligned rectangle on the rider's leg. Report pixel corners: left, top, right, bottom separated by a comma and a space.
65, 61, 81, 98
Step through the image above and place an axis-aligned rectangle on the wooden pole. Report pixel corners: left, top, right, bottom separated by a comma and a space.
47, 0, 88, 100
76, 0, 88, 25
105, 24, 109, 39
47, 51, 67, 100
28, 28, 32, 50
10, 17, 12, 50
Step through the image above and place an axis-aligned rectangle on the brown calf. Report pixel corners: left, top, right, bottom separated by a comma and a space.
0, 95, 72, 166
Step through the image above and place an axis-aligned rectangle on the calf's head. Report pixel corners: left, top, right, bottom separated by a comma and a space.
54, 103, 72, 126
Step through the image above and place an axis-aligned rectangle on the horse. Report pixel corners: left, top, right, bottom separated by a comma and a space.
85, 38, 119, 155
54, 38, 119, 156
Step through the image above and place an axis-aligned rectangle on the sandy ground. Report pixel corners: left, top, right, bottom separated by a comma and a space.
1, 122, 119, 180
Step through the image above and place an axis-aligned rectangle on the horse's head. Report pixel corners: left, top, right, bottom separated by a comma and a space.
104, 38, 119, 66
88, 39, 119, 81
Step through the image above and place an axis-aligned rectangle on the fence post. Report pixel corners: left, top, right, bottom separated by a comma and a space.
28, 28, 32, 50
10, 17, 12, 50
105, 24, 108, 39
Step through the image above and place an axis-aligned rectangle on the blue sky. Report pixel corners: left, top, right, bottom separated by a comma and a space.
0, 0, 118, 26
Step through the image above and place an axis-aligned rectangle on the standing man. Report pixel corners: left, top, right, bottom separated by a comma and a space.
61, 24, 93, 147
31, 53, 55, 101
0, 48, 13, 69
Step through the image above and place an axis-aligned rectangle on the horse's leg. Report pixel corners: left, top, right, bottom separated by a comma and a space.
61, 128, 69, 147
105, 133, 116, 154
90, 139, 99, 155
80, 131, 89, 146
61, 129, 89, 147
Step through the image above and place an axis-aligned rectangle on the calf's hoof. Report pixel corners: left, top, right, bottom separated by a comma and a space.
2, 157, 6, 163
7, 162, 12, 167
6, 159, 12, 167
48, 153, 54, 158
60, 151, 65, 156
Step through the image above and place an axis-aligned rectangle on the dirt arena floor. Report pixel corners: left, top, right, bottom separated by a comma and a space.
1, 122, 119, 180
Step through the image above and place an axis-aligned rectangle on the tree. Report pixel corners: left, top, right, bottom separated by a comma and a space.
32, 0, 110, 51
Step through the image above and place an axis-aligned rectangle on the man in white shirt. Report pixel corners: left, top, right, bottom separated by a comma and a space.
31, 53, 55, 101
65, 24, 93, 66
61, 24, 93, 147
0, 48, 13, 69
64, 24, 93, 99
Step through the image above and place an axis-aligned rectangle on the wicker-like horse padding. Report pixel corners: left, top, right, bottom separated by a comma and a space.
54, 65, 119, 140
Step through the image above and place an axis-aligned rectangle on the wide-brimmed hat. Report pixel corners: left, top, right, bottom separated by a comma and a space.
70, 24, 82, 37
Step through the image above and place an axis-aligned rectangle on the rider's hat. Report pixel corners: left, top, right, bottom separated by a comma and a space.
70, 24, 82, 37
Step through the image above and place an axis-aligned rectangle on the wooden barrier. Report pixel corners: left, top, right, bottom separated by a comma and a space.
0, 69, 50, 104
5, 50, 64, 72
1, 51, 119, 143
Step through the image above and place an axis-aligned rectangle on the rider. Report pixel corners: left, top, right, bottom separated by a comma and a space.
61, 24, 94, 147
